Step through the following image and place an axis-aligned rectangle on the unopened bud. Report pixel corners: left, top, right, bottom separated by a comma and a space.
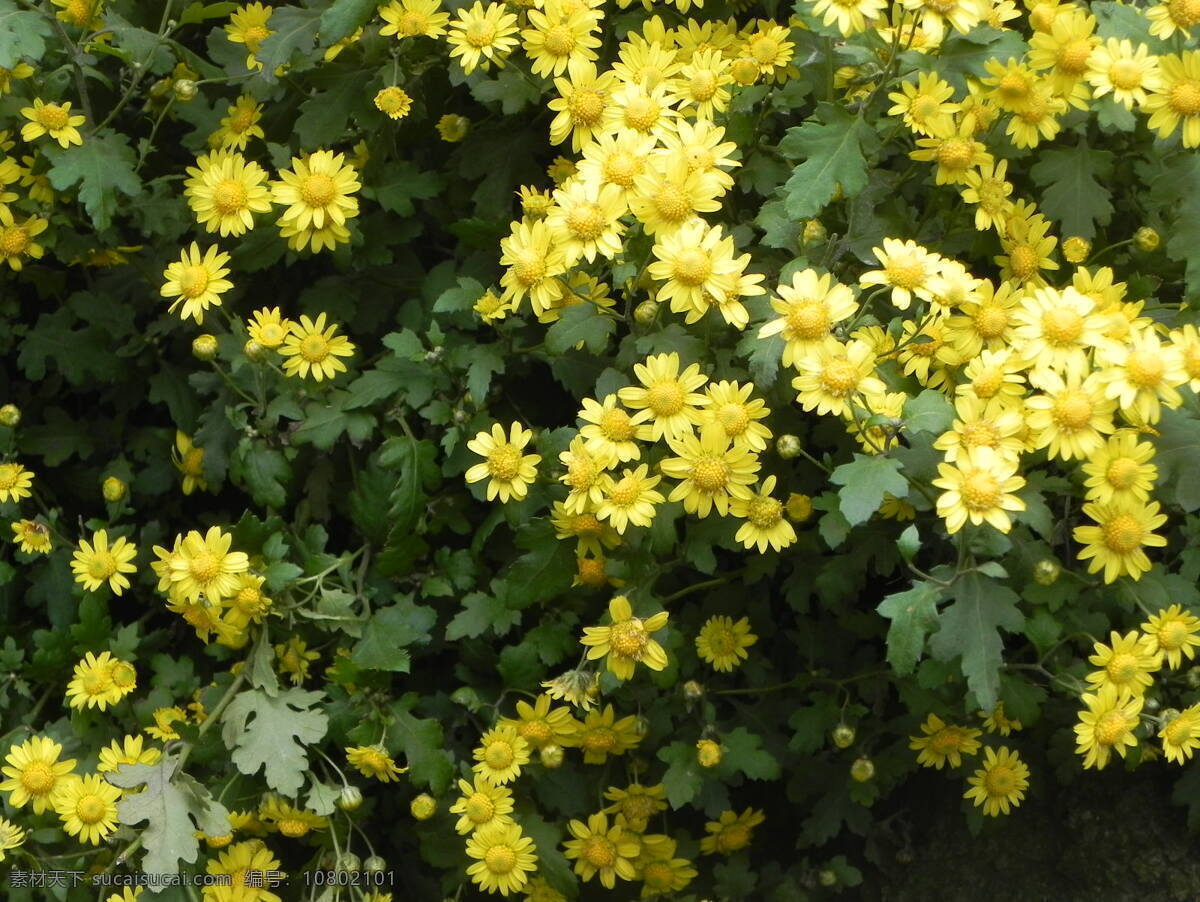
539, 744, 564, 768
173, 79, 197, 101
832, 724, 856, 749
776, 434, 802, 459
1134, 227, 1160, 252
0, 404, 19, 427
243, 340, 267, 362
786, 492, 813, 523
850, 757, 875, 782
696, 739, 723, 768
1033, 558, 1061, 586
192, 334, 218, 361
410, 794, 436, 820
683, 680, 704, 701
102, 476, 127, 503
634, 300, 660, 325
364, 856, 386, 873
336, 785, 363, 812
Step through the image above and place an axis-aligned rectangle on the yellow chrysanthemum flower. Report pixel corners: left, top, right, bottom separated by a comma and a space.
379, 0, 450, 39
1160, 705, 1200, 764
0, 736, 77, 813
545, 180, 626, 265
71, 529, 138, 595
964, 746, 1030, 816
450, 776, 515, 835
279, 313, 356, 381
563, 812, 640, 888
10, 518, 51, 554
577, 395, 651, 463
465, 422, 541, 503
246, 307, 291, 350
183, 150, 272, 237
576, 704, 641, 763
1073, 499, 1168, 584
145, 706, 187, 741
275, 637, 319, 685
0, 816, 24, 862
446, 2, 520, 74
1012, 287, 1105, 379
699, 808, 765, 856
792, 339, 885, 417
594, 465, 664, 533
618, 352, 710, 440
521, 3, 601, 78
980, 702, 1023, 736
888, 72, 959, 136
499, 219, 566, 315
1141, 605, 1200, 669
1086, 38, 1162, 109
910, 116, 993, 185
472, 725, 530, 786
258, 794, 327, 837
933, 447, 1027, 535
205, 840, 282, 898
647, 219, 739, 317
660, 423, 760, 517
66, 651, 135, 710
163, 525, 249, 604
602, 783, 668, 832
1086, 630, 1162, 698
52, 0, 104, 28
1147, 0, 1200, 39
52, 773, 121, 844
1075, 682, 1142, 769
20, 98, 85, 148
960, 159, 1015, 234
695, 615, 758, 671
580, 595, 669, 680
859, 238, 943, 309
1081, 431, 1157, 504
97, 735, 160, 773
0, 207, 48, 271
161, 243, 233, 324
374, 86, 413, 120
212, 95, 265, 150
1024, 370, 1116, 461
908, 713, 983, 769
0, 461, 33, 503
995, 212, 1059, 286
172, 431, 207, 496
225, 3, 274, 70
345, 745, 407, 782
466, 820, 538, 896
1097, 329, 1186, 425
932, 395, 1026, 464
272, 150, 361, 233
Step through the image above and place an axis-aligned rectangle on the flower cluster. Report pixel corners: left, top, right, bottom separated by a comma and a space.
909, 711, 1030, 816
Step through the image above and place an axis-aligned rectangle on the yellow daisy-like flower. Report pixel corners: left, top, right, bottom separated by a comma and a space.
0, 816, 24, 862
0, 207, 48, 271
345, 745, 407, 782
1098, 329, 1186, 425
466, 820, 538, 896
1075, 682, 1142, 769
548, 60, 618, 151
581, 595, 669, 681
1147, 0, 1200, 39
669, 48, 733, 119
757, 268, 857, 366
275, 637, 319, 685
145, 706, 187, 741
161, 243, 233, 324
473, 725, 530, 786
647, 219, 739, 318
660, 423, 760, 518
545, 180, 626, 266
1024, 370, 1116, 462
447, 1, 520, 75
521, 3, 602, 78
932, 395, 1026, 465
578, 395, 651, 464
19, 98, 85, 148
10, 518, 51, 554
499, 219, 566, 316
0, 461, 34, 503
1073, 499, 1168, 584
980, 702, 1022, 736
65, 651, 134, 710
450, 776, 515, 835
279, 313, 356, 381
628, 156, 722, 237
574, 129, 654, 201
792, 339, 885, 418
173, 431, 207, 496
272, 150, 360, 233
52, 0, 104, 28
576, 704, 641, 764
1086, 630, 1162, 698
887, 72, 959, 136
97, 735, 160, 773
963, 746, 1029, 816
703, 380, 772, 452
225, 2, 273, 70
595, 465, 664, 533
71, 529, 138, 595
563, 812, 640, 888
910, 116, 992, 185
1141, 604, 1200, 670
374, 86, 413, 120
960, 159, 1015, 234
618, 352, 709, 441
728, 475, 796, 553
699, 808, 765, 856
933, 447, 1026, 535
204, 840, 283, 900
1011, 286, 1105, 380
437, 113, 470, 142
465, 422, 541, 503
183, 150, 272, 237
695, 615, 757, 671
246, 307, 292, 350
1081, 431, 1157, 504
258, 795, 328, 837
1086, 38, 1162, 110
1160, 705, 1200, 764
995, 213, 1060, 287
212, 95, 264, 150
859, 238, 943, 309
602, 783, 668, 833
550, 503, 620, 556
165, 525, 249, 604
379, 0, 450, 39
559, 436, 612, 514
908, 713, 983, 769
0, 736, 77, 813
52, 773, 121, 845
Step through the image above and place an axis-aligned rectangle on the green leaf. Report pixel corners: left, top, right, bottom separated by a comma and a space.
318, 0, 377, 44
903, 389, 954, 436
501, 539, 576, 607
876, 581, 943, 675
1154, 407, 1200, 512
1029, 141, 1114, 241
829, 454, 907, 526
220, 687, 328, 796
292, 393, 377, 451
779, 105, 879, 218
717, 727, 781, 781
231, 441, 290, 508
368, 160, 442, 215
911, 27, 1027, 89
44, 131, 142, 232
929, 571, 1024, 711
1151, 154, 1200, 296
379, 436, 440, 534
519, 813, 577, 897
445, 592, 520, 640
252, 6, 321, 82
295, 77, 360, 146
352, 601, 436, 672
658, 741, 704, 808
389, 703, 454, 793
470, 67, 543, 114
179, 2, 239, 25
0, 1, 50, 67
433, 276, 485, 314
466, 345, 505, 403
108, 758, 228, 876
545, 304, 616, 355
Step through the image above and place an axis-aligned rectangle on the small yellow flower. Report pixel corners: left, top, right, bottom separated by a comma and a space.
71, 530, 138, 595
465, 422, 541, 503
699, 808, 765, 856
161, 243, 233, 324
0, 462, 34, 503
450, 776, 515, 835
20, 98, 85, 148
247, 307, 292, 349
580, 595, 669, 680
52, 773, 121, 844
275, 637, 319, 685
10, 519, 51, 554
0, 736, 77, 813
465, 820, 538, 896
345, 745, 407, 782
695, 616, 757, 672
1141, 605, 1200, 669
908, 713, 982, 769
258, 794, 328, 837
374, 86, 413, 120
1075, 683, 1142, 769
279, 313, 356, 381
472, 725, 530, 785
963, 746, 1029, 816
563, 812, 639, 888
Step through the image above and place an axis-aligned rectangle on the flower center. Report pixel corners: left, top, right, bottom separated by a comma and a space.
961, 422, 999, 448
1106, 652, 1140, 684
1164, 713, 1195, 744
513, 252, 546, 286
787, 302, 830, 339
178, 265, 210, 299
1008, 245, 1039, 280
653, 185, 691, 223
671, 248, 711, 285
1158, 621, 1188, 650
1169, 0, 1200, 26
598, 408, 634, 441
620, 795, 656, 822
691, 456, 730, 492
602, 151, 639, 186
484, 741, 514, 769
81, 669, 111, 695
301, 173, 336, 208
581, 727, 616, 751
1125, 350, 1165, 387
398, 12, 426, 35
230, 110, 255, 132
518, 720, 553, 745
278, 818, 309, 838
983, 765, 1015, 794
1057, 40, 1093, 74
76, 794, 107, 824
1105, 457, 1140, 489
749, 36, 778, 64
111, 662, 136, 689
998, 72, 1032, 101
465, 20, 497, 47
1052, 390, 1093, 430
1103, 514, 1144, 554
1109, 59, 1143, 91
690, 70, 718, 100
582, 835, 617, 868
257, 323, 286, 347
717, 403, 750, 435
608, 477, 641, 507
38, 104, 70, 130
465, 794, 494, 823
646, 382, 685, 416
485, 844, 517, 874
885, 255, 926, 289
717, 824, 750, 852
820, 358, 860, 396
642, 861, 674, 890
488, 446, 522, 481
747, 496, 782, 528
88, 553, 117, 580
609, 620, 649, 658
300, 333, 330, 362
243, 25, 269, 48
1170, 80, 1200, 116
974, 306, 1009, 338
0, 466, 18, 489
623, 95, 659, 132
543, 25, 575, 56
935, 137, 974, 171
0, 226, 29, 257
190, 552, 220, 583
566, 202, 606, 240
1042, 308, 1084, 345
569, 89, 605, 124
21, 762, 55, 794
961, 471, 1001, 509
212, 179, 248, 214
1094, 710, 1130, 746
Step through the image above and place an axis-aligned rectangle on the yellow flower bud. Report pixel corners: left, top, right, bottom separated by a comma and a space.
801, 219, 828, 245
682, 680, 704, 701
786, 493, 813, 523
1061, 236, 1090, 263
696, 739, 723, 768
831, 724, 856, 749
730, 57, 760, 86
243, 339, 267, 362
634, 300, 660, 325
102, 476, 127, 503
776, 434, 802, 459
1134, 227, 1160, 252
192, 334, 219, 361
336, 785, 363, 811
1032, 558, 1061, 586
850, 757, 875, 782
173, 79, 197, 101
0, 404, 19, 427
539, 744, 565, 768
436, 114, 470, 143
410, 793, 437, 820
